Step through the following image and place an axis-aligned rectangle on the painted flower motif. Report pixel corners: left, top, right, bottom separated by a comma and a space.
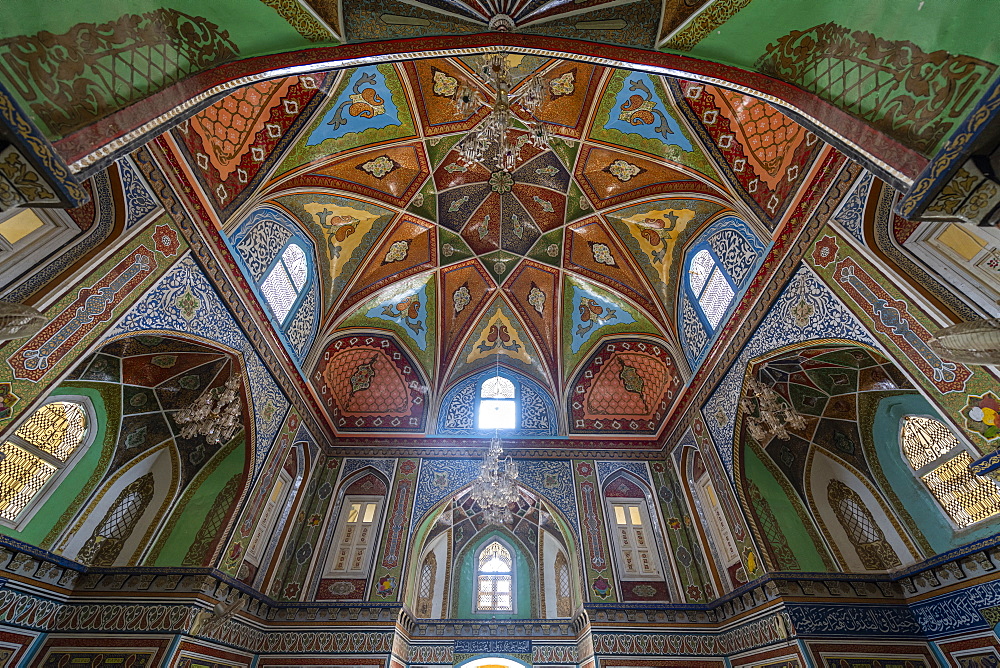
288, 413, 300, 430
549, 70, 576, 96
0, 382, 20, 422
619, 94, 656, 125
607, 159, 642, 182
442, 243, 455, 257
384, 239, 410, 264
686, 585, 703, 601
307, 514, 321, 527
590, 242, 616, 266
349, 87, 385, 118
399, 460, 417, 475
592, 576, 611, 598
811, 235, 839, 267
652, 462, 665, 472
791, 297, 815, 328
453, 285, 471, 313
965, 392, 1000, 440
361, 155, 396, 178
433, 471, 450, 489
228, 543, 243, 561
546, 243, 560, 257
327, 458, 339, 469
376, 575, 396, 596
576, 461, 593, 476
432, 69, 458, 97
284, 582, 300, 598
668, 517, 681, 530
489, 171, 514, 193
153, 224, 180, 257
528, 285, 546, 315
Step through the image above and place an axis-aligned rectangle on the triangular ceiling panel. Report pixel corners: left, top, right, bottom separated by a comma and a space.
672, 79, 825, 227
502, 259, 562, 383
603, 197, 728, 315
562, 274, 663, 382
524, 60, 603, 140
446, 294, 550, 392
404, 58, 492, 137
275, 142, 429, 208
339, 215, 438, 312
277, 63, 416, 175
439, 259, 496, 384
273, 193, 395, 311
336, 273, 436, 377
563, 216, 666, 325
575, 144, 717, 209
586, 69, 719, 181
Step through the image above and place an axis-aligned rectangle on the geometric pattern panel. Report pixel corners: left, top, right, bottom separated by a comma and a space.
315, 333, 427, 433
569, 338, 681, 435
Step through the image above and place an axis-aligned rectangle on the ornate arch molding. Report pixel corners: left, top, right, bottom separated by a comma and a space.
48, 34, 923, 189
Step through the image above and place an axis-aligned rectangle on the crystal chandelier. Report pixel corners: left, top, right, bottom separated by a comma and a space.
740, 376, 806, 441
175, 375, 243, 445
471, 434, 520, 524
453, 52, 552, 173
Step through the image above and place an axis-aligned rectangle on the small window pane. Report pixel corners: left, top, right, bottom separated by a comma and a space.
699, 267, 735, 329
347, 503, 361, 523
0, 441, 57, 521
281, 243, 308, 291
614, 505, 626, 525
481, 376, 515, 399
901, 416, 959, 470
261, 263, 297, 323
688, 249, 716, 296
479, 541, 512, 572
363, 502, 377, 523
15, 401, 87, 462
479, 399, 515, 430
0, 209, 45, 244
628, 505, 642, 526
921, 452, 1000, 527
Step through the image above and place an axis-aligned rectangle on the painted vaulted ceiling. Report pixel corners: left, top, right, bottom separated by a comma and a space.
169, 54, 828, 442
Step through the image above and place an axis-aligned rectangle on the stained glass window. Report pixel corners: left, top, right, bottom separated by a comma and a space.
0, 399, 91, 523
555, 551, 571, 617
477, 540, 513, 611
417, 552, 436, 617
686, 248, 736, 333
827, 479, 900, 570
900, 415, 1000, 528
478, 376, 516, 430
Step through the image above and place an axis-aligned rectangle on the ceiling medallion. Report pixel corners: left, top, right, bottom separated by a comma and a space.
452, 51, 553, 172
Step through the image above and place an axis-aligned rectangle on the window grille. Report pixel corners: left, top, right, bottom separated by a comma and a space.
478, 376, 516, 430
78, 472, 155, 567
900, 415, 1000, 528
687, 248, 736, 332
827, 479, 900, 570
183, 473, 242, 566
555, 551, 571, 617
261, 242, 309, 325
746, 479, 799, 570
477, 540, 513, 612
0, 400, 90, 522
416, 552, 436, 617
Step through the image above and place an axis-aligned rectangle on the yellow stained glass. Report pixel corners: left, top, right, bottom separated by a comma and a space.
14, 401, 87, 462
363, 502, 377, 523
901, 416, 957, 470
921, 452, 1000, 527
347, 502, 360, 523
614, 505, 627, 525
0, 441, 56, 521
0, 209, 44, 244
628, 505, 642, 526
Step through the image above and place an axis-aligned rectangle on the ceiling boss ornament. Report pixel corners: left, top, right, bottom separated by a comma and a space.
451, 50, 553, 173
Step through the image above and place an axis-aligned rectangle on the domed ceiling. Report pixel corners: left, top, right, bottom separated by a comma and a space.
169, 54, 827, 444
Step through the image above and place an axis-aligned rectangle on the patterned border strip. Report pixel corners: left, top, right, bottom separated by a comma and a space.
0, 80, 87, 206
897, 74, 1000, 219
50, 33, 924, 185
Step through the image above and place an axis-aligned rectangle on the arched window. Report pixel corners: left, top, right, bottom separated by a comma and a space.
0, 398, 94, 525
687, 248, 735, 330
0, 208, 79, 291
604, 476, 665, 586
900, 416, 1000, 527
416, 552, 436, 617
827, 479, 901, 570
554, 551, 572, 617
476, 540, 514, 612
478, 376, 516, 430
77, 472, 155, 567
261, 242, 309, 324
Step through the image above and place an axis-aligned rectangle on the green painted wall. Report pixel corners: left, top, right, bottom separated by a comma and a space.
872, 393, 1000, 552
152, 433, 245, 566
456, 530, 532, 619
743, 446, 828, 572
0, 385, 116, 546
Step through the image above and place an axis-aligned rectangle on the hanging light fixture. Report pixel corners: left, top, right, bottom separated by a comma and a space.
740, 376, 806, 442
174, 373, 243, 446
452, 52, 552, 173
